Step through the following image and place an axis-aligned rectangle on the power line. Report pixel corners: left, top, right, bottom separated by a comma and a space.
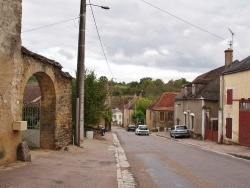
89, 0, 115, 80
141, 0, 226, 41
22, 17, 79, 33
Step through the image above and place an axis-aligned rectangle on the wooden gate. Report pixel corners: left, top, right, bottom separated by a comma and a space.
205, 114, 218, 142
239, 99, 250, 146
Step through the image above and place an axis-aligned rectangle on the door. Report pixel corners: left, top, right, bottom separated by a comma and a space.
239, 99, 250, 146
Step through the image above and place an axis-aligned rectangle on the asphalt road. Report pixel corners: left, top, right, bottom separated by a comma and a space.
114, 127, 250, 188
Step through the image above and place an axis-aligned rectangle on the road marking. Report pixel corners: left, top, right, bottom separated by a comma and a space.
112, 133, 136, 188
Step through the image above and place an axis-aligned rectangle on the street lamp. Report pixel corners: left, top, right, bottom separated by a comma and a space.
87, 3, 110, 10
75, 0, 109, 146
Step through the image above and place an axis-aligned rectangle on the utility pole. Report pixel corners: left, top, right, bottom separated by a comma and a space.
75, 0, 86, 146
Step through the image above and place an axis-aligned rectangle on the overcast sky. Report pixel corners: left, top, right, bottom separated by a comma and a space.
21, 0, 250, 83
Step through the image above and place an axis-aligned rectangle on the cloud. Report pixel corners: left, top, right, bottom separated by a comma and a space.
21, 0, 250, 83
58, 49, 74, 60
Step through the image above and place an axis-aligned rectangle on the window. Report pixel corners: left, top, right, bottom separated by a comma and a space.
184, 113, 187, 125
191, 115, 194, 129
113, 115, 116, 120
168, 112, 173, 121
212, 119, 218, 131
226, 118, 232, 139
240, 99, 250, 111
227, 89, 233, 105
119, 115, 122, 120
160, 112, 165, 121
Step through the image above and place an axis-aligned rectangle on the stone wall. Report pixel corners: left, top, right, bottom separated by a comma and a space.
20, 48, 73, 150
0, 0, 73, 165
0, 0, 22, 165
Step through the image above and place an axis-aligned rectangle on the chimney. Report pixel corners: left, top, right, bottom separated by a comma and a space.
225, 48, 233, 66
184, 86, 187, 97
192, 84, 195, 96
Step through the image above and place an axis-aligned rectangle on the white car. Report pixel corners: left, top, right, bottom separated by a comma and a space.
135, 125, 149, 136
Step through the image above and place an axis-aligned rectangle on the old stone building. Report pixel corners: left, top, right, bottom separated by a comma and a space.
0, 0, 73, 165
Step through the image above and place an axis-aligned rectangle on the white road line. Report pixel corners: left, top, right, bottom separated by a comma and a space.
112, 132, 136, 188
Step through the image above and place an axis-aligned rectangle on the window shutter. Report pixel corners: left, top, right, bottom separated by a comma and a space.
226, 118, 232, 139
227, 89, 233, 105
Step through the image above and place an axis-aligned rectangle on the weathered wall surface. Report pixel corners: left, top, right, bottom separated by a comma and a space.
0, 0, 22, 165
20, 50, 73, 150
0, 0, 73, 165
222, 71, 250, 144
175, 100, 203, 133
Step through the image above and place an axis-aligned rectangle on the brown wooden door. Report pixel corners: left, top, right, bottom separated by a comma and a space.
239, 99, 250, 146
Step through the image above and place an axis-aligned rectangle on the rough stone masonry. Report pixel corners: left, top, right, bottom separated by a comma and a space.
0, 0, 73, 165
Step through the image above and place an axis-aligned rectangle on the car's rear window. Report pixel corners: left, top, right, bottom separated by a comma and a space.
139, 125, 148, 130
176, 126, 187, 130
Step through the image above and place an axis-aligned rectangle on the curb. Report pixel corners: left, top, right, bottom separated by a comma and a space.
112, 132, 136, 188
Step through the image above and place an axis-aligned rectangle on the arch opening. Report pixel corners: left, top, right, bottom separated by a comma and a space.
22, 72, 56, 149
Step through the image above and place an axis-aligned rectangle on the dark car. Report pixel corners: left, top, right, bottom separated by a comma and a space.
170, 125, 189, 138
127, 124, 136, 132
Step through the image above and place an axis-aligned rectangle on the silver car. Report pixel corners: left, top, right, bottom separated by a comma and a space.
170, 125, 190, 138
135, 125, 149, 136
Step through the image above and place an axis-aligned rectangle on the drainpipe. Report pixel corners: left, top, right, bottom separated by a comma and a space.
219, 75, 225, 144
201, 97, 205, 139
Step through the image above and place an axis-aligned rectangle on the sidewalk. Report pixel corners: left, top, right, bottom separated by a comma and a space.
0, 132, 119, 188
154, 131, 250, 160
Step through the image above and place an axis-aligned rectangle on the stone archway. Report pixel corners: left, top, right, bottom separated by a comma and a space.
20, 47, 73, 150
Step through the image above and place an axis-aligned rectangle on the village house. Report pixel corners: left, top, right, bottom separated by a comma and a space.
123, 94, 140, 128
146, 92, 178, 131
220, 54, 250, 146
112, 107, 123, 126
174, 49, 235, 141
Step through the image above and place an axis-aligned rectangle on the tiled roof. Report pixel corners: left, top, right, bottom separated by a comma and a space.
175, 64, 236, 101
21, 46, 72, 79
123, 94, 138, 110
222, 56, 250, 75
23, 84, 41, 104
149, 92, 179, 111
112, 108, 122, 114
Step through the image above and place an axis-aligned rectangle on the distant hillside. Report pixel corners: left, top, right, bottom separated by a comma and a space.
109, 77, 188, 109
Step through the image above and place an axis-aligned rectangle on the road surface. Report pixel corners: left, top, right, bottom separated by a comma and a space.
114, 127, 250, 188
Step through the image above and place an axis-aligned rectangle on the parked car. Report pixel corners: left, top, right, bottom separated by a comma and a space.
127, 124, 136, 132
135, 125, 149, 136
170, 125, 189, 138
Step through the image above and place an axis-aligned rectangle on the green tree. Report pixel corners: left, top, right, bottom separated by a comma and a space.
84, 70, 110, 127
132, 98, 152, 124
173, 78, 188, 88
132, 110, 144, 125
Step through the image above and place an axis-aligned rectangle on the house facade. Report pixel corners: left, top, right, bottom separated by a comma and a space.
220, 55, 250, 146
175, 49, 234, 141
123, 94, 139, 128
112, 108, 123, 126
146, 92, 178, 131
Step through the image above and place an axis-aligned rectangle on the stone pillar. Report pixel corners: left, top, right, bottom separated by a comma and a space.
0, 0, 23, 165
